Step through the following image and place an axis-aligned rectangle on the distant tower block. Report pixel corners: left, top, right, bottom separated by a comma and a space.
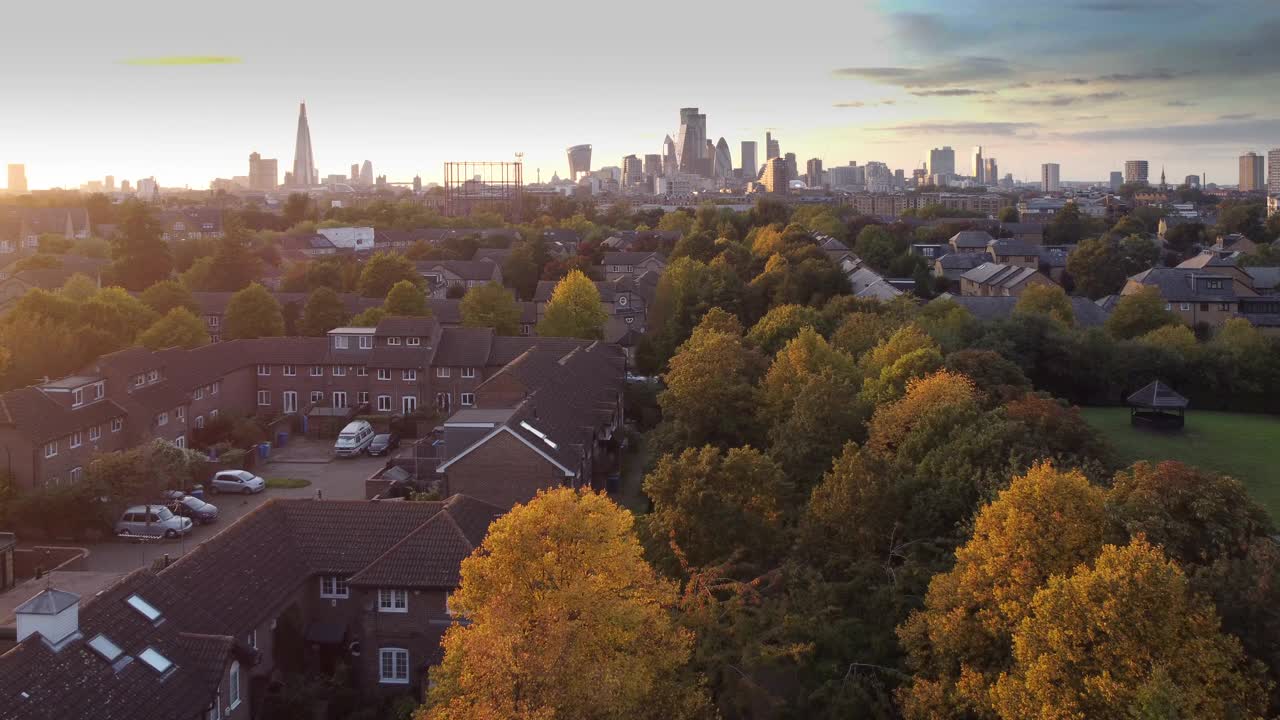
566, 145, 592, 182
292, 102, 316, 188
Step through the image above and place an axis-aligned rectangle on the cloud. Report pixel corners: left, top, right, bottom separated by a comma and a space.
909, 88, 993, 97
1219, 113, 1256, 120
1059, 117, 1280, 143
887, 12, 967, 52
1075, 0, 1159, 10
121, 56, 242, 66
1165, 100, 1196, 107
833, 57, 1013, 88
833, 99, 897, 108
1033, 69, 1191, 87
1013, 91, 1127, 106
870, 121, 1040, 137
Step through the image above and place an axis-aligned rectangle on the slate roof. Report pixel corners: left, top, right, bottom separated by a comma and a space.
472, 247, 511, 265
0, 387, 127, 443
950, 230, 995, 249
433, 327, 495, 367
989, 240, 1040, 257
1127, 380, 1189, 409
1127, 267, 1241, 302
936, 252, 991, 279
602, 251, 666, 266
375, 315, 438, 338
961, 262, 1043, 289
1244, 266, 1280, 293
416, 260, 501, 282
937, 294, 1111, 327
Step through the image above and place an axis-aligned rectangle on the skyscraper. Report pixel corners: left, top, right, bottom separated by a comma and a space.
713, 138, 732, 180
765, 132, 780, 160
1110, 171, 1123, 192
676, 108, 708, 175
292, 102, 316, 189
806, 158, 823, 188
740, 141, 758, 180
350, 163, 361, 182
1239, 152, 1265, 192
1041, 163, 1061, 192
105, 175, 115, 191
984, 158, 998, 186
361, 160, 373, 187
622, 155, 643, 187
662, 136, 677, 177
761, 157, 789, 194
928, 146, 955, 177
566, 144, 592, 182
1124, 160, 1149, 185
972, 146, 984, 183
249, 152, 278, 191
1184, 175, 1200, 188
7, 164, 27, 194
784, 153, 798, 184
643, 154, 661, 179
1269, 149, 1280, 196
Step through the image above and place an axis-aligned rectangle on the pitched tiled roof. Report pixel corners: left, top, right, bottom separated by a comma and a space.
0, 388, 127, 443
434, 327, 495, 367
1128, 267, 1241, 302
938, 294, 1111, 327
472, 247, 511, 265
1244, 266, 1280, 292
347, 505, 495, 589
416, 260, 501, 282
375, 315, 438, 338
950, 230, 995, 248
602, 251, 665, 266
1127, 380, 1189, 409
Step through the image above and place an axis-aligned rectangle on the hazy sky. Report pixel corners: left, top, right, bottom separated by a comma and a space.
3, 0, 1279, 190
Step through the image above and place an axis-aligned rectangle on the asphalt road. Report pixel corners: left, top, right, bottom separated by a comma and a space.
81, 454, 388, 573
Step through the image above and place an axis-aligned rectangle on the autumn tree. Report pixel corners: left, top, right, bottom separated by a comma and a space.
829, 311, 902, 359
535, 269, 607, 339
357, 252, 420, 298
897, 463, 1108, 719
460, 281, 522, 335
422, 488, 709, 720
991, 539, 1269, 720
108, 200, 173, 290
138, 307, 209, 349
80, 287, 159, 342
641, 445, 791, 571
1013, 283, 1073, 325
745, 303, 824, 355
300, 286, 348, 336
866, 369, 980, 462
383, 279, 430, 317
140, 279, 199, 316
58, 273, 99, 303
1138, 322, 1198, 358
223, 283, 285, 339
1105, 286, 1179, 339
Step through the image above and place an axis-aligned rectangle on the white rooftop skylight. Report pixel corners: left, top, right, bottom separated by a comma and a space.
126, 594, 161, 622
138, 647, 172, 673
87, 634, 123, 662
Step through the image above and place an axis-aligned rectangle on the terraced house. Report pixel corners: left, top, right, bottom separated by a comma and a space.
0, 315, 624, 494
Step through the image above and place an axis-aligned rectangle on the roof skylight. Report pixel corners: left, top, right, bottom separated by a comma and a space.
138, 647, 172, 673
126, 594, 161, 622
87, 634, 123, 662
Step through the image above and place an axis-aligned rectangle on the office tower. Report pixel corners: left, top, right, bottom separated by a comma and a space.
806, 158, 823, 188
1239, 152, 1265, 192
1041, 163, 1061, 192
829, 164, 857, 187
643, 154, 661, 179
928, 146, 955, 177
676, 108, 708, 174
7, 164, 27, 194
894, 168, 905, 188
566, 144, 592, 182
865, 161, 892, 192
361, 160, 372, 186
661, 135, 677, 176
766, 132, 780, 160
1267, 149, 1280, 195
249, 152, 278, 190
137, 177, 158, 199
761, 157, 789, 193
292, 102, 316, 188
912, 167, 928, 186
784, 153, 798, 183
622, 155, 643, 186
351, 163, 360, 182
1124, 160, 1148, 185
105, 175, 115, 191
984, 158, 998, 186
413, 175, 422, 193
1184, 175, 1200, 188
121, 179, 131, 192
740, 141, 758, 180
972, 145, 984, 183
713, 138, 732, 179
1110, 171, 1123, 192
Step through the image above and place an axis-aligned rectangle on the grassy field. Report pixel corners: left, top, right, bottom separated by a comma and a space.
1081, 407, 1280, 517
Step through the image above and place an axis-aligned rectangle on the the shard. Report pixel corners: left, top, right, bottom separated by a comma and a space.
292, 102, 315, 188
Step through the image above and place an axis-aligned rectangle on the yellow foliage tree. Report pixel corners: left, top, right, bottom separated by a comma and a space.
535, 269, 607, 340
865, 369, 977, 461
1138, 322, 1198, 359
422, 488, 709, 720
1013, 283, 1074, 325
992, 539, 1270, 720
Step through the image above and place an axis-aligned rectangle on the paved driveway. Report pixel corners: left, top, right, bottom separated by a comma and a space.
80, 454, 388, 573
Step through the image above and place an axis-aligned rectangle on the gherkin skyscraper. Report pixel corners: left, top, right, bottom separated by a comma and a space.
292, 102, 315, 188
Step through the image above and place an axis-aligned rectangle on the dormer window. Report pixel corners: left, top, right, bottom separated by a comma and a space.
388, 337, 402, 346
334, 335, 349, 349
359, 335, 373, 349
72, 388, 83, 407
134, 374, 145, 388
93, 382, 104, 400
407, 337, 421, 346
1207, 279, 1223, 289
147, 370, 159, 383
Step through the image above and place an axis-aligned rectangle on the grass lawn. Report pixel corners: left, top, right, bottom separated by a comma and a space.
265, 477, 312, 489
1081, 407, 1280, 518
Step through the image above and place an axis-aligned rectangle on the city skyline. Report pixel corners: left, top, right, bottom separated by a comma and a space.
2, 0, 1280, 190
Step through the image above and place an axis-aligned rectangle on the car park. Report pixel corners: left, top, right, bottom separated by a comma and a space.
367, 432, 400, 456
115, 505, 193, 539
209, 469, 266, 494
169, 495, 219, 524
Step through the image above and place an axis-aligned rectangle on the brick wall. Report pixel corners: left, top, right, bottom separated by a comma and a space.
355, 587, 451, 699
444, 430, 569, 508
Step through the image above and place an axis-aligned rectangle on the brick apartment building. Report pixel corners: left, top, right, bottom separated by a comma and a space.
0, 494, 503, 718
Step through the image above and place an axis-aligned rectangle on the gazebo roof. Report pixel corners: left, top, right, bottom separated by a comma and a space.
1127, 380, 1189, 409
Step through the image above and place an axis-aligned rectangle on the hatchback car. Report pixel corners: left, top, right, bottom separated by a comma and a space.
169, 495, 219, 524
367, 433, 400, 456
210, 469, 266, 495
115, 505, 193, 539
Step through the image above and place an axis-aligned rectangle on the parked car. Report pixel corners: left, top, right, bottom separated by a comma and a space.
367, 433, 400, 456
209, 469, 266, 495
115, 505, 193, 539
334, 420, 376, 457
169, 495, 219, 525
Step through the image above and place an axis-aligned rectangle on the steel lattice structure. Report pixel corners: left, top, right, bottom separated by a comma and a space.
443, 161, 523, 219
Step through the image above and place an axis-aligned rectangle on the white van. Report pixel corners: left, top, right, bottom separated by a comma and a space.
334, 420, 376, 457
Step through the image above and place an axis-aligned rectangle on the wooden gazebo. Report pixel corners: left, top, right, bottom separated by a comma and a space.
1126, 380, 1189, 430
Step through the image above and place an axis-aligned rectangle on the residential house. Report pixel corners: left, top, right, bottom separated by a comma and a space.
0, 256, 108, 311
0, 493, 503, 717
1176, 253, 1257, 289
1000, 222, 1045, 245
959, 262, 1056, 297
933, 252, 991, 293
415, 260, 503, 299
988, 240, 1041, 269
848, 266, 903, 299
1122, 267, 1256, 327
1213, 233, 1258, 255
533, 273, 655, 344
158, 209, 224, 242
816, 235, 861, 274
600, 252, 666, 282
317, 227, 375, 253
0, 208, 91, 253
278, 234, 339, 262
936, 294, 1111, 327
948, 230, 995, 254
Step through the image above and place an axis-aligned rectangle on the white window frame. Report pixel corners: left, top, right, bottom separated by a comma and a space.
379, 647, 410, 685
211, 381, 219, 396
387, 337, 402, 346
402, 370, 416, 381
195, 416, 205, 429
319, 576, 349, 599
44, 441, 57, 458
436, 367, 450, 378
358, 391, 369, 405
402, 396, 417, 414
247, 629, 257, 649
89, 425, 101, 442
70, 431, 82, 448
378, 589, 408, 613
157, 412, 168, 427
377, 369, 391, 381
69, 466, 83, 483
357, 367, 368, 377
93, 381, 104, 400
257, 365, 270, 376
148, 370, 159, 383
333, 366, 346, 377
310, 391, 324, 404
111, 418, 123, 433
359, 335, 373, 349
228, 661, 241, 710
283, 364, 296, 376
1179, 303, 1191, 311
334, 335, 349, 349
332, 391, 348, 409
460, 393, 475, 407
176, 407, 184, 422
174, 436, 185, 449
310, 366, 323, 377
72, 388, 83, 407
257, 390, 271, 406
462, 367, 476, 379
377, 395, 392, 412
407, 337, 421, 346
194, 387, 204, 400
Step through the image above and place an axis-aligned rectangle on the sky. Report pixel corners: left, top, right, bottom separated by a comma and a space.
2, 0, 1279, 190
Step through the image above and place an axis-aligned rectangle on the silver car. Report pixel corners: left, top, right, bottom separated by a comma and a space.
115, 505, 193, 539
210, 470, 266, 495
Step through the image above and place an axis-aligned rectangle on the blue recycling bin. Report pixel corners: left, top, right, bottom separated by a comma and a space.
257, 442, 270, 459
276, 431, 289, 447
190, 486, 205, 501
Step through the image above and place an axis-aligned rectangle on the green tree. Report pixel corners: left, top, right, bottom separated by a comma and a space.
181, 221, 263, 292
108, 201, 173, 290
460, 281, 522, 335
997, 206, 1019, 223
299, 287, 348, 336
80, 287, 159, 343
139, 279, 199, 316
282, 192, 313, 226
1013, 283, 1074, 324
383, 279, 430, 317
1119, 234, 1160, 276
1065, 237, 1126, 299
1105, 286, 1179, 339
1044, 201, 1098, 245
138, 307, 210, 349
58, 273, 99, 303
1138, 323, 1198, 358
422, 488, 708, 720
853, 225, 899, 272
223, 283, 284, 339
349, 306, 386, 327
357, 252, 420, 298
535, 269, 607, 339
745, 303, 824, 355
